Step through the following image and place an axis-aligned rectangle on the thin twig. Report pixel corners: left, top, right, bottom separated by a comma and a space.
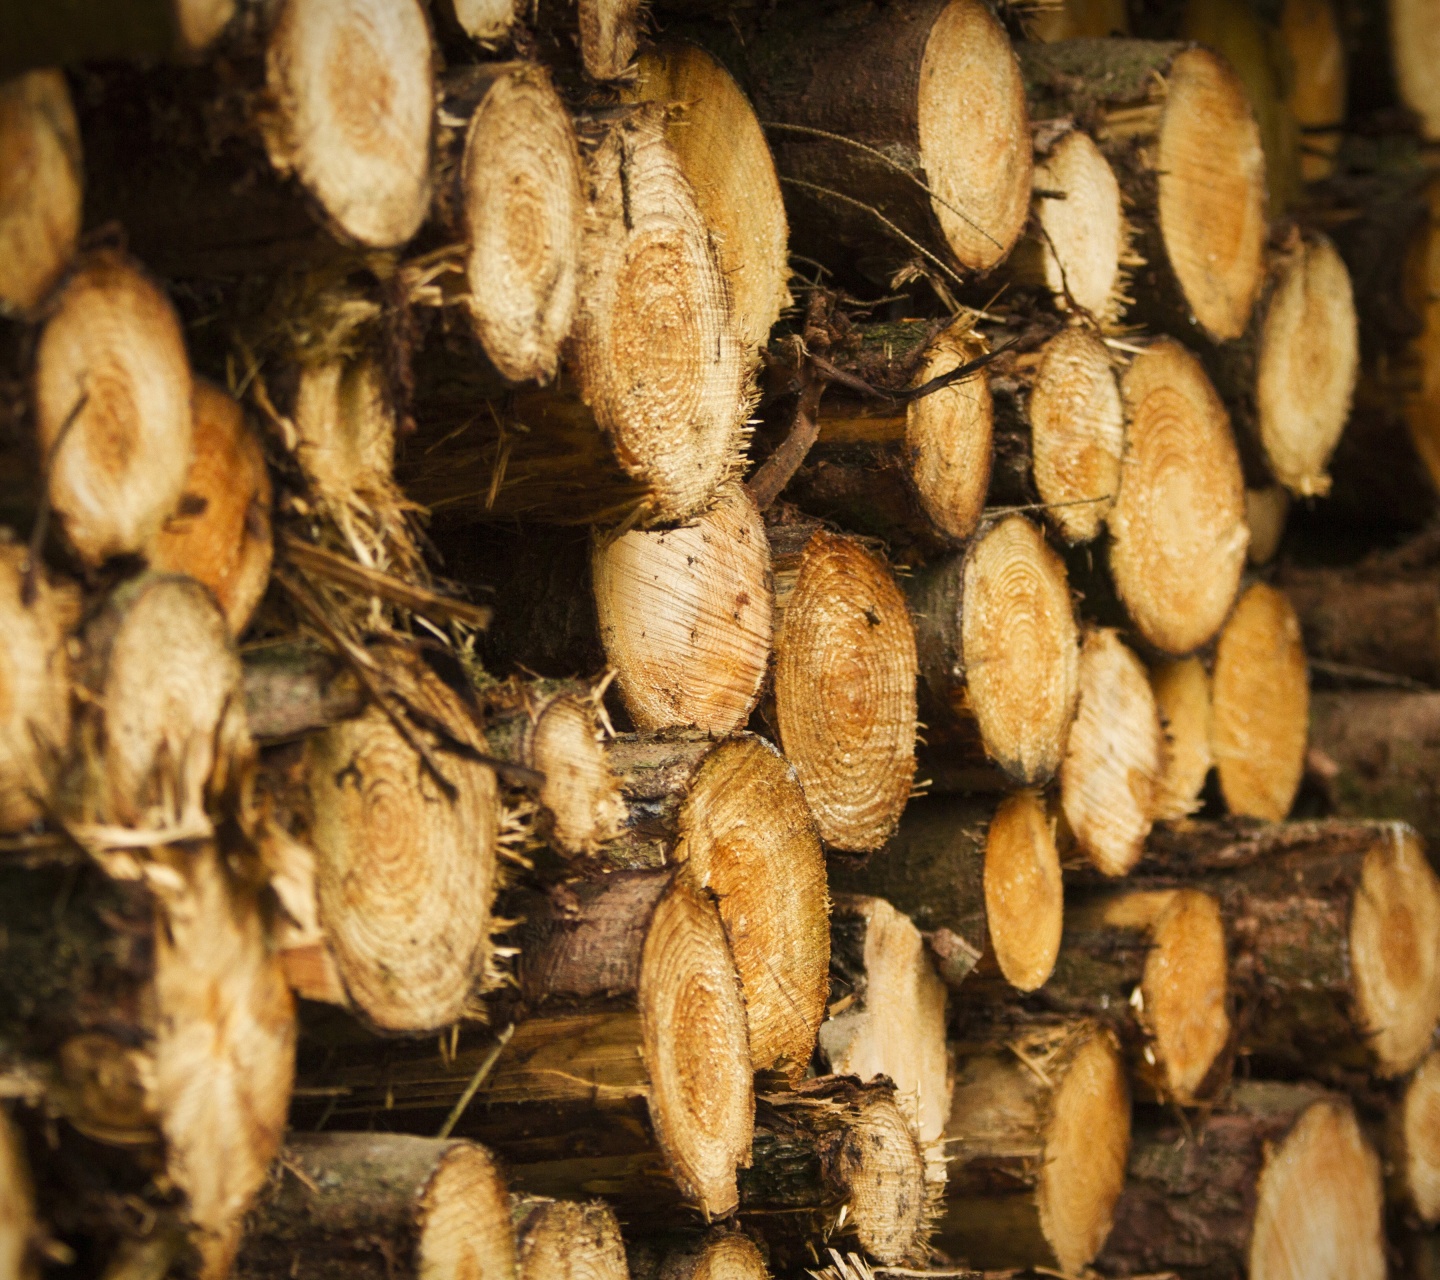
747, 373, 826, 511
1308, 659, 1434, 692
436, 1023, 515, 1140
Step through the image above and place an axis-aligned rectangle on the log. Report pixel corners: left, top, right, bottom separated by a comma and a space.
430, 63, 585, 385
1150, 655, 1213, 820
32, 251, 194, 568
1210, 582, 1309, 822
0, 0, 235, 74
1107, 338, 1249, 655
1391, 0, 1440, 141
1019, 39, 1268, 342
536, 0, 644, 82
232, 1134, 517, 1280
1245, 484, 1289, 564
628, 1230, 769, 1280
768, 520, 917, 853
818, 896, 951, 1146
149, 379, 273, 636
0, 70, 81, 317
512, 1196, 628, 1280
402, 106, 747, 528
0, 843, 295, 1278
441, 0, 520, 46
905, 514, 1079, 787
830, 790, 1063, 993
934, 1018, 1131, 1275
0, 545, 75, 833
619, 42, 790, 353
1059, 627, 1164, 877
0, 1109, 37, 1280
1099, 1083, 1385, 1280
1278, 0, 1345, 182
1395, 1049, 1440, 1226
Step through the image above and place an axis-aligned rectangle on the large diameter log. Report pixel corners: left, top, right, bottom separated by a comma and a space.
1211, 582, 1309, 821
619, 42, 790, 353
819, 896, 951, 1146
33, 251, 193, 568
936, 1019, 1130, 1275
1099, 1083, 1385, 1280
403, 106, 747, 527
0, 845, 295, 1278
1020, 40, 1267, 342
149, 379, 274, 636
769, 523, 917, 852
0, 70, 81, 316
233, 1134, 516, 1280
1108, 338, 1249, 654
0, 546, 75, 833
830, 790, 1062, 994
432, 63, 584, 385
512, 1196, 628, 1280
906, 514, 1079, 786
1150, 655, 1214, 820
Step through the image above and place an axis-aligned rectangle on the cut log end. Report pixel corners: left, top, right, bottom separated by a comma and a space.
677, 735, 829, 1078
1156, 47, 1268, 340
150, 380, 274, 636
1110, 338, 1248, 654
578, 0, 642, 80
918, 0, 1033, 271
514, 1198, 627, 1280
640, 877, 755, 1219
1212, 582, 1309, 822
0, 1110, 37, 1280
413, 1146, 517, 1279
263, 0, 434, 248
1150, 656, 1213, 821
1060, 628, 1162, 877
1402, 1050, 1440, 1223
593, 483, 772, 736
527, 691, 625, 857
0, 69, 81, 315
1032, 130, 1126, 322
35, 251, 194, 567
983, 790, 1063, 992
1248, 1100, 1385, 1280
651, 1231, 769, 1280
907, 324, 994, 542
450, 0, 521, 44
1256, 235, 1357, 496
832, 1094, 931, 1266
1391, 0, 1440, 141
1028, 327, 1124, 544
1350, 826, 1440, 1077
459, 65, 583, 384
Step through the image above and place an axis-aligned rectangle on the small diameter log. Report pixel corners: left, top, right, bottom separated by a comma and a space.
0, 844, 295, 1278
0, 1109, 38, 1280
0, 545, 74, 833
592, 482, 773, 736
769, 523, 917, 853
1210, 582, 1309, 822
1099, 1083, 1386, 1280
620, 42, 790, 353
432, 63, 584, 384
1108, 337, 1249, 654
785, 319, 994, 555
819, 896, 951, 1146
537, 0, 644, 82
1150, 655, 1214, 820
0, 70, 81, 316
830, 790, 1062, 994
605, 732, 830, 1077
512, 1196, 628, 1280
33, 251, 193, 568
905, 514, 1079, 786
1059, 627, 1163, 877
443, 0, 520, 45
149, 379, 274, 637
1019, 40, 1267, 342
1392, 0, 1440, 141
935, 1019, 1130, 1275
1395, 1050, 1440, 1225
722, 0, 1033, 281
1279, 0, 1345, 181
628, 1230, 769, 1280
403, 106, 746, 527
233, 1134, 517, 1280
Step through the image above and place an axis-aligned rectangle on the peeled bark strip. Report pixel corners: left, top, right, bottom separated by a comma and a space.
0, 546, 74, 833
621, 42, 790, 352
150, 380, 273, 637
722, 0, 1032, 281
234, 1135, 516, 1280
1211, 582, 1309, 822
0, 844, 295, 1279
628, 1230, 769, 1280
906, 514, 1079, 786
432, 63, 584, 384
405, 107, 746, 527
1392, 0, 1440, 141
1060, 628, 1163, 877
1279, 0, 1344, 181
935, 1019, 1130, 1275
593, 482, 773, 736
1020, 40, 1267, 341
33, 251, 194, 568
0, 1110, 37, 1280
512, 1197, 628, 1280
0, 70, 81, 316
1109, 338, 1249, 654
1150, 655, 1214, 820
819, 896, 951, 1146
770, 524, 917, 852
1100, 1084, 1385, 1280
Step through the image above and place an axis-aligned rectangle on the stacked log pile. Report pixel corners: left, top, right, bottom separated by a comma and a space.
2, 0, 1440, 1277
